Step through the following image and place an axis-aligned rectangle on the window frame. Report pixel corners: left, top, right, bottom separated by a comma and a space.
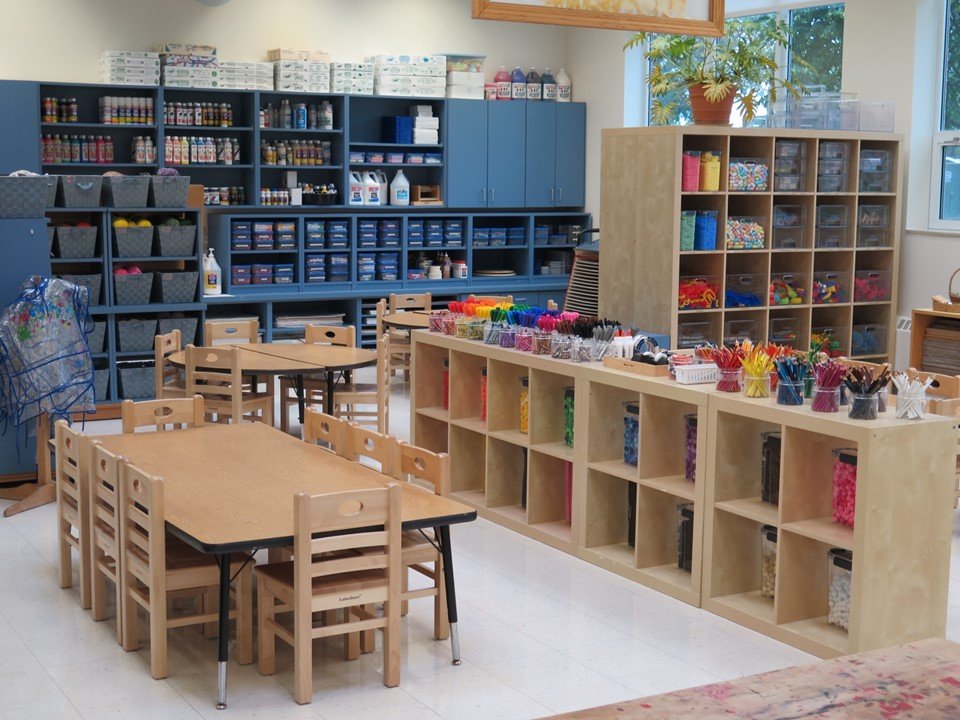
930, 1, 959, 231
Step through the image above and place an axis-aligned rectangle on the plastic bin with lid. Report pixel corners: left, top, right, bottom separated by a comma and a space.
723, 318, 758, 346
859, 149, 892, 173
853, 269, 892, 302
817, 204, 848, 227
812, 325, 848, 357
817, 174, 848, 193
760, 525, 778, 600
769, 317, 801, 347
728, 157, 770, 191
774, 205, 806, 229
818, 141, 849, 160
724, 273, 765, 307
859, 171, 892, 193
816, 225, 850, 249
852, 324, 887, 355
678, 275, 720, 309
812, 270, 849, 304
774, 174, 805, 192
818, 157, 848, 177
677, 321, 712, 349
858, 204, 889, 228
725, 216, 765, 250
828, 548, 853, 632
775, 140, 806, 159
857, 226, 889, 248
769, 272, 806, 305
774, 157, 805, 176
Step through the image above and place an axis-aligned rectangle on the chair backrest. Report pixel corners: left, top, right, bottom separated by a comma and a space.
468, 294, 513, 306
375, 298, 387, 338
185, 344, 243, 422
906, 368, 960, 400
204, 319, 259, 345
395, 442, 450, 498
154, 329, 182, 397
345, 422, 400, 477
305, 323, 355, 347
303, 409, 349, 456
121, 396, 206, 433
119, 460, 166, 599
376, 334, 390, 432
293, 484, 401, 607
55, 419, 88, 520
546, 299, 559, 311
389, 292, 431, 313
88, 440, 122, 555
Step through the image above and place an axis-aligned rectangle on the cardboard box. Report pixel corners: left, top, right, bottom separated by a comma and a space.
446, 85, 485, 99
443, 54, 486, 73
100, 55, 160, 69
267, 48, 331, 62
446, 71, 484, 87
160, 54, 219, 67
162, 67, 219, 78
331, 62, 374, 72
411, 87, 445, 99
162, 78, 220, 88
273, 60, 330, 73
99, 75, 160, 86
156, 43, 217, 55
101, 50, 160, 60
413, 116, 440, 129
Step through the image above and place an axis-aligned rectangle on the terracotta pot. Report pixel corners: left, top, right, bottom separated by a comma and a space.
688, 83, 736, 126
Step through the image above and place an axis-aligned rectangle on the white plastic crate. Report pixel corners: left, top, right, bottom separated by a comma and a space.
675, 363, 720, 385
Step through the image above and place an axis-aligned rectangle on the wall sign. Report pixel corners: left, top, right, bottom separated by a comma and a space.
472, 0, 724, 36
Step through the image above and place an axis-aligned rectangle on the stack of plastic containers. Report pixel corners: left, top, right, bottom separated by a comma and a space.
817, 141, 849, 192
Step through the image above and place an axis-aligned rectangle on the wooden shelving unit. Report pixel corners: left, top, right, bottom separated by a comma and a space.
599, 127, 902, 362
413, 331, 957, 657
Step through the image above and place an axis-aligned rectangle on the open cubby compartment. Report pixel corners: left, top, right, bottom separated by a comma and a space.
527, 450, 573, 542
531, 213, 591, 246
586, 379, 640, 472
814, 196, 856, 250
723, 251, 769, 309
270, 298, 355, 341
413, 341, 449, 418
771, 196, 814, 250
779, 426, 856, 548
533, 247, 573, 278
812, 250, 854, 305
768, 307, 811, 349
348, 95, 443, 144
486, 437, 528, 521
487, 358, 529, 443
202, 301, 267, 341
724, 311, 766, 346
406, 247, 467, 282
680, 133, 729, 192
773, 137, 817, 193
470, 247, 529, 278
41, 82, 160, 126
770, 250, 813, 309
857, 139, 898, 194
414, 414, 449, 455
448, 425, 486, 503
728, 135, 773, 193
91, 356, 113, 404
677, 311, 722, 349
811, 306, 853, 357
584, 468, 637, 569
679, 253, 724, 312
725, 194, 771, 251
679, 194, 725, 252
471, 215, 530, 248
855, 197, 895, 249
851, 305, 891, 358
637, 394, 702, 491
529, 367, 576, 457
635, 484, 699, 598
707, 510, 775, 625
259, 91, 345, 130
712, 410, 782, 523
163, 87, 256, 128
448, 349, 486, 428
775, 530, 850, 655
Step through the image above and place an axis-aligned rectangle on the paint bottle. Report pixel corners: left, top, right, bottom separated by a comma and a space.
348, 172, 365, 206
526, 68, 542, 101
494, 66, 512, 100
557, 68, 572, 102
362, 171, 382, 206
511, 67, 527, 100
542, 68, 558, 101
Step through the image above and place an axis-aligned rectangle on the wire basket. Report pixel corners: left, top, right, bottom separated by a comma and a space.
117, 318, 157, 352
114, 272, 154, 305
675, 363, 721, 385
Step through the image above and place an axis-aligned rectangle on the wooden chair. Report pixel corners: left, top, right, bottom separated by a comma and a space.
386, 293, 430, 381
203, 318, 260, 345
185, 345, 274, 425
119, 460, 253, 679
302, 408, 350, 457
278, 324, 356, 433
88, 440, 124, 643
55, 419, 91, 609
343, 422, 400, 477
155, 329, 185, 399
467, 294, 513, 305
332, 334, 390, 433
392, 442, 451, 641
121, 396, 206, 433
255, 484, 403, 704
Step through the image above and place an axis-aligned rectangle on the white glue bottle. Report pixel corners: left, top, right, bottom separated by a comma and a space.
348, 171, 365, 206
557, 68, 572, 102
376, 171, 389, 205
203, 249, 222, 296
390, 169, 410, 206
362, 172, 381, 206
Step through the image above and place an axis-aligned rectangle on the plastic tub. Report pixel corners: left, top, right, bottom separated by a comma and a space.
678, 275, 720, 309
859, 149, 892, 173
858, 204, 889, 228
769, 317, 801, 347
769, 272, 806, 306
774, 157, 804, 176
774, 174, 805, 192
623, 402, 639, 466
723, 318, 758, 346
859, 172, 891, 193
817, 205, 848, 227
677, 321, 711, 350
774, 205, 805, 228
725, 273, 765, 308
775, 140, 806, 158
725, 216, 765, 250
852, 324, 887, 356
760, 525, 778, 600
853, 270, 892, 302
680, 210, 697, 251
684, 413, 697, 483
832, 449, 857, 527
828, 548, 853, 632
816, 226, 850, 249
857, 227, 889, 248
728, 157, 770, 191
677, 503, 694, 572
817, 174, 848, 193
812, 326, 848, 357
772, 226, 806, 249
694, 210, 718, 250
818, 141, 849, 160
812, 271, 849, 304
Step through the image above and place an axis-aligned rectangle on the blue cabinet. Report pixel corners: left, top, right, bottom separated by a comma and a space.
486, 102, 526, 208
525, 103, 586, 208
0, 82, 40, 174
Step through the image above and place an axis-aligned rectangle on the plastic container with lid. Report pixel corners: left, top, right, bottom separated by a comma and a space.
859, 149, 892, 173
680, 210, 697, 251
725, 273, 765, 308
684, 413, 697, 483
818, 141, 850, 160
723, 318, 758, 346
775, 140, 807, 158
519, 376, 529, 434
774, 157, 805, 176
699, 151, 721, 191
832, 448, 857, 527
769, 272, 806, 306
818, 174, 848, 193
817, 157, 848, 176
857, 226, 889, 248
725, 217, 766, 250
859, 171, 892, 193
694, 210, 718, 250
677, 321, 712, 350
812, 271, 849, 304
728, 157, 770, 191
774, 174, 805, 192
828, 548, 853, 632
677, 503, 694, 572
563, 387, 575, 447
817, 205, 848, 227
857, 204, 889, 228
853, 270, 892, 302
761, 432, 781, 505
681, 150, 701, 192
852, 324, 887, 356
769, 317, 801, 347
760, 525, 778, 600
623, 402, 639, 466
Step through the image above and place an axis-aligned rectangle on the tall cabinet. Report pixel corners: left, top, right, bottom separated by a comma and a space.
599, 127, 902, 360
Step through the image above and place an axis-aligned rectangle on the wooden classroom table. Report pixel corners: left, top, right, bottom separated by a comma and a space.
383, 311, 431, 331
168, 342, 377, 421
549, 638, 960, 719
95, 422, 476, 709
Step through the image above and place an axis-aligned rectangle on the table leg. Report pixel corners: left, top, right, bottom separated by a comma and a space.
216, 554, 230, 710
295, 374, 306, 425
437, 525, 461, 665
324, 370, 335, 416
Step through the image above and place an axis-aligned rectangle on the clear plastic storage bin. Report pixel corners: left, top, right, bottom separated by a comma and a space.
818, 158, 848, 176
769, 272, 806, 305
728, 158, 770, 191
774, 205, 806, 228
817, 174, 848, 193
828, 548, 853, 632
813, 271, 850, 304
816, 226, 850, 249
858, 204, 889, 228
761, 431, 781, 506
760, 525, 778, 600
774, 174, 805, 192
769, 317, 801, 347
853, 270, 892, 302
857, 227, 889, 248
817, 205, 849, 227
678, 276, 721, 309
725, 273, 766, 308
859, 149, 892, 173
677, 321, 712, 349
677, 503, 694, 572
818, 141, 849, 160
852, 324, 887, 356
774, 157, 805, 176
725, 216, 766, 250
812, 326, 848, 357
723, 318, 759, 346
859, 172, 892, 193
775, 140, 807, 158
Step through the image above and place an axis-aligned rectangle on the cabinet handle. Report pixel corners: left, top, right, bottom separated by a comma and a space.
550, 187, 555, 202
481, 186, 486, 203
490, 187, 495, 203
558, 187, 563, 203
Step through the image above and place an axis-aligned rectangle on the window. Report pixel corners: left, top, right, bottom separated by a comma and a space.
932, 0, 960, 228
640, 4, 844, 127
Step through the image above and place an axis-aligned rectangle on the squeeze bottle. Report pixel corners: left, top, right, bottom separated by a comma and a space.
203, 249, 222, 296
390, 170, 410, 206
542, 68, 557, 101
511, 67, 527, 100
526, 68, 542, 101
494, 66, 511, 100
556, 68, 572, 102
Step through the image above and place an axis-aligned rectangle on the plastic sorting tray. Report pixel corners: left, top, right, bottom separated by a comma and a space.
852, 324, 887, 356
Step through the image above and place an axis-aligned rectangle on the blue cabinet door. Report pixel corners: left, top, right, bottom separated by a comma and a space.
445, 100, 488, 208
524, 103, 557, 207
556, 103, 586, 208
0, 82, 40, 174
486, 102, 526, 208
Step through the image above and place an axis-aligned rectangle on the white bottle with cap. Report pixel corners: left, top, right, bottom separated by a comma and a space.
390, 169, 410, 206
557, 68, 572, 102
203, 249, 222, 296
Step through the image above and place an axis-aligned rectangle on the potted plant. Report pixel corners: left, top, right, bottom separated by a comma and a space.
626, 17, 807, 125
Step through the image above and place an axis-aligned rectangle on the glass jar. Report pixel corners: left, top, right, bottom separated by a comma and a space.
552, 334, 572, 360
877, 386, 888, 413
442, 314, 456, 336
519, 376, 529, 434
832, 448, 857, 528
532, 331, 552, 355
677, 503, 694, 571
623, 402, 639, 466
682, 150, 701, 192
827, 548, 853, 632
429, 311, 445, 333
684, 413, 698, 483
775, 379, 803, 406
563, 387, 575, 446
455, 316, 470, 338
480, 366, 488, 422
895, 391, 926, 420
442, 358, 449, 410
716, 368, 743, 393
499, 326, 517, 349
743, 372, 771, 399
760, 525, 778, 600
848, 393, 879, 421
483, 322, 501, 345
811, 383, 841, 413
515, 328, 533, 352
467, 318, 485, 341
761, 431, 781, 505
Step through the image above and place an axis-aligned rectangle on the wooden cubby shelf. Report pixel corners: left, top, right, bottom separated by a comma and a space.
414, 331, 958, 657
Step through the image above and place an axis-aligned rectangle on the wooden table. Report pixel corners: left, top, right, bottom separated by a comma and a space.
169, 342, 377, 420
549, 638, 960, 719
96, 422, 476, 709
383, 311, 431, 331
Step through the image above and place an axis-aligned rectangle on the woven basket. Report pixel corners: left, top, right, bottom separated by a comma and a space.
114, 273, 154, 305
114, 227, 153, 258
149, 176, 190, 208
158, 316, 198, 345
154, 271, 198, 304
45, 176, 58, 207
93, 368, 109, 402
117, 318, 157, 352
0, 176, 48, 218
102, 176, 149, 208
47, 226, 55, 254
87, 321, 106, 354
56, 226, 97, 258
58, 176, 103, 208
118, 360, 155, 400
155, 225, 196, 256
60, 273, 102, 305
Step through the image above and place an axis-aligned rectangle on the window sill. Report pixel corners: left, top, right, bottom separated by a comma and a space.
905, 226, 960, 237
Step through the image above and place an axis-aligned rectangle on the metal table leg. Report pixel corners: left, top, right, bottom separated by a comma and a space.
216, 553, 231, 709
324, 370, 335, 415
437, 525, 461, 665
295, 374, 306, 425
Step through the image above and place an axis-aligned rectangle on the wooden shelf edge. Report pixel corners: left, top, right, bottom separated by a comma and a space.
715, 497, 779, 526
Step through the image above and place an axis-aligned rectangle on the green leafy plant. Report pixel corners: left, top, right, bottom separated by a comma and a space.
626, 17, 807, 125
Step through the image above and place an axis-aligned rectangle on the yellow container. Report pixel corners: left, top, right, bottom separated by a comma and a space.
700, 151, 721, 191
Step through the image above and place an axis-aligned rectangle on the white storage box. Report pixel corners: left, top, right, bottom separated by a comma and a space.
447, 71, 484, 87
447, 85, 484, 99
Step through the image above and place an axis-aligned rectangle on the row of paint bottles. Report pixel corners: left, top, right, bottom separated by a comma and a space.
493, 66, 571, 101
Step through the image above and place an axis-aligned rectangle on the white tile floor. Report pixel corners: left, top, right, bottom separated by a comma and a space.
2, 375, 959, 719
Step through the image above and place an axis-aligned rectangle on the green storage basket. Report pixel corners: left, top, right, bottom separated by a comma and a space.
118, 360, 155, 400
154, 271, 198, 304
59, 273, 102, 305
155, 225, 196, 256
56, 226, 97, 258
114, 226, 153, 257
102, 175, 150, 208
117, 318, 157, 352
113, 272, 154, 305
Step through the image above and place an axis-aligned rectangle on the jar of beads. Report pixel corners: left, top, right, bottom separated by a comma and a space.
455, 316, 470, 338
677, 503, 694, 572
699, 151, 721, 191
467, 319, 485, 341
761, 432, 781, 505
684, 413, 697, 483
827, 548, 853, 632
442, 358, 449, 410
480, 366, 488, 422
694, 210, 718, 250
680, 210, 697, 251
728, 157, 769, 192
563, 387, 575, 447
519, 376, 529, 434
623, 402, 639, 466
832, 449, 857, 527
760, 525, 778, 600
682, 150, 701, 191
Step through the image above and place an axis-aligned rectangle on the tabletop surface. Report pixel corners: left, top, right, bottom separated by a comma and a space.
383, 311, 431, 330
95, 423, 475, 552
168, 342, 377, 374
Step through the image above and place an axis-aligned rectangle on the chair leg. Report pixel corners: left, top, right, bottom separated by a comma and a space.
345, 608, 360, 661
122, 583, 139, 653
90, 551, 107, 621
257, 577, 276, 676
236, 565, 253, 665
58, 521, 72, 589
279, 390, 290, 433
361, 604, 376, 654
203, 588, 218, 638
401, 571, 409, 616
293, 601, 312, 704
79, 529, 92, 611
149, 588, 168, 679
383, 599, 400, 688
114, 571, 124, 646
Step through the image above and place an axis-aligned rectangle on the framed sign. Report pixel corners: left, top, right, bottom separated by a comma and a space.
472, 0, 724, 36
